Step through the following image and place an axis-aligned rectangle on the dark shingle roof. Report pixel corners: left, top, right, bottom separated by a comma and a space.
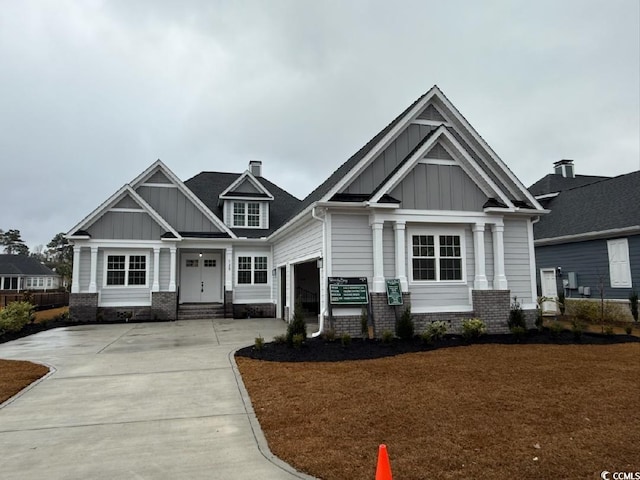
184, 172, 301, 238
533, 171, 640, 240
0, 255, 58, 276
528, 173, 610, 196
288, 91, 431, 220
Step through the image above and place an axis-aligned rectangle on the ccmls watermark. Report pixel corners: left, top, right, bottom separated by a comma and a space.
600, 471, 640, 480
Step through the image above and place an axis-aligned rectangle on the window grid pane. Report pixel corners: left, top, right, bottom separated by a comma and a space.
107, 255, 126, 285
238, 256, 252, 284
128, 255, 146, 285
233, 202, 246, 226
254, 256, 267, 284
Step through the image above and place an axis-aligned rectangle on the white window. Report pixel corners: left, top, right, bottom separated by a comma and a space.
105, 253, 148, 287
607, 238, 632, 288
410, 230, 465, 282
237, 256, 268, 285
232, 202, 263, 228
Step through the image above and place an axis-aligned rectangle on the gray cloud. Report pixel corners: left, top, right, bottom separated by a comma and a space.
1, 0, 638, 248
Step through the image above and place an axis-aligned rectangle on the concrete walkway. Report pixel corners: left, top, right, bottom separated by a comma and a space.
0, 319, 315, 480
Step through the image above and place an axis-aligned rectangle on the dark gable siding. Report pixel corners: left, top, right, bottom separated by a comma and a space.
536, 234, 639, 299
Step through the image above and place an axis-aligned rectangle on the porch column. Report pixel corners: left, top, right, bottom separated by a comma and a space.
71, 246, 81, 293
371, 220, 385, 292
472, 223, 488, 290
152, 247, 160, 292
168, 246, 177, 291
492, 223, 508, 289
225, 246, 233, 292
88, 246, 98, 293
393, 221, 408, 292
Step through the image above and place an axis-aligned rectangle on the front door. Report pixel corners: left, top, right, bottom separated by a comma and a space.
540, 268, 558, 315
180, 253, 222, 303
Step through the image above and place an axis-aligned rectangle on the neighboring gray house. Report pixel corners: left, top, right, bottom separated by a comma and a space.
67, 85, 546, 334
531, 160, 639, 310
0, 254, 62, 291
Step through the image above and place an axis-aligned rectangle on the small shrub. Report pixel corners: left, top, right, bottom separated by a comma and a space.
624, 325, 632, 335
508, 296, 526, 330
254, 335, 265, 351
420, 331, 433, 345
396, 306, 415, 340
567, 299, 629, 324
286, 300, 307, 346
630, 291, 638, 322
0, 301, 35, 334
511, 326, 527, 342
534, 307, 544, 331
273, 334, 286, 344
341, 333, 352, 347
558, 290, 566, 315
462, 318, 486, 341
425, 321, 448, 342
321, 329, 336, 342
292, 333, 305, 349
360, 308, 368, 338
604, 325, 614, 336
571, 320, 586, 341
549, 321, 564, 338
381, 330, 394, 344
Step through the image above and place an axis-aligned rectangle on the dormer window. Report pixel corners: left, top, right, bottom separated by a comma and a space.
233, 202, 262, 227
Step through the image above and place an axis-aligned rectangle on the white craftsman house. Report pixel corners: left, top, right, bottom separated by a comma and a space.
68, 86, 545, 334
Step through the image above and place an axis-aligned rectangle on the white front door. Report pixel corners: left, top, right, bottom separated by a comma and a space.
180, 253, 222, 303
540, 268, 558, 315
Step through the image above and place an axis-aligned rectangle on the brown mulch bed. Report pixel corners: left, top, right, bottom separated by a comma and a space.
0, 359, 49, 404
236, 339, 640, 480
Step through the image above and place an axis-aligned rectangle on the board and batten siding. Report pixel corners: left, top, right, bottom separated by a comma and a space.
87, 211, 164, 240
503, 218, 533, 303
343, 124, 436, 194
136, 185, 220, 233
407, 225, 474, 311
389, 164, 486, 211
331, 214, 373, 281
234, 246, 272, 303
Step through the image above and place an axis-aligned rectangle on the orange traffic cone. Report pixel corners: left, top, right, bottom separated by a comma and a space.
375, 444, 393, 480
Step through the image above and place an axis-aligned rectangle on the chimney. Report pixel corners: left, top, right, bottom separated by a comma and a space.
553, 159, 575, 178
249, 160, 262, 177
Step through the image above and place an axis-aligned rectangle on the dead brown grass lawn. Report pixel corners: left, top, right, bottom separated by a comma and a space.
0, 359, 49, 404
237, 344, 640, 480
33, 306, 68, 323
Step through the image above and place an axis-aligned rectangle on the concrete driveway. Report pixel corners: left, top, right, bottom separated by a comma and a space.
0, 319, 315, 480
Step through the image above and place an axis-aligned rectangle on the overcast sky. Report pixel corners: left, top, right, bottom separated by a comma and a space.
2, 0, 639, 249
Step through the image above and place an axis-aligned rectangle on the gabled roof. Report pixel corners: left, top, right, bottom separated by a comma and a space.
278, 85, 544, 231
528, 173, 611, 197
66, 184, 182, 240
0, 255, 58, 276
185, 172, 301, 238
219, 170, 274, 202
534, 171, 640, 241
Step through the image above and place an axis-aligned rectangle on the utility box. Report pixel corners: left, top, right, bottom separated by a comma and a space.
567, 272, 578, 289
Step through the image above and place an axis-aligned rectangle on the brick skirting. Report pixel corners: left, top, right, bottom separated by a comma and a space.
69, 293, 98, 323
233, 303, 276, 319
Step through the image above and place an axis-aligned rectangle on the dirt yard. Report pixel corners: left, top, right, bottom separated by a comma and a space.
237, 344, 640, 480
0, 360, 49, 404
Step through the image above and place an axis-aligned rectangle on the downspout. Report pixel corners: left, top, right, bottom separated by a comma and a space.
311, 206, 327, 337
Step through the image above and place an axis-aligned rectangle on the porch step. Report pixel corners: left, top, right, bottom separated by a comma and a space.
178, 303, 225, 320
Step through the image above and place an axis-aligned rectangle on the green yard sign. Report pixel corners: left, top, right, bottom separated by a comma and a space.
385, 279, 403, 306
328, 277, 369, 305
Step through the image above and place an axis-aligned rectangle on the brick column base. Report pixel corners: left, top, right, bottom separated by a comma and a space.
472, 290, 511, 334
224, 291, 233, 318
370, 292, 411, 338
69, 293, 98, 323
152, 292, 177, 320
